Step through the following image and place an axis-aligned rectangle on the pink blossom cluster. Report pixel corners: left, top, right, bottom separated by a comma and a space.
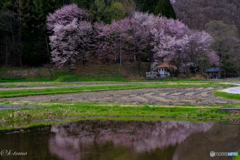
47, 4, 90, 31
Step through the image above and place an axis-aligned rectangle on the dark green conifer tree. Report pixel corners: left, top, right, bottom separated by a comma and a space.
138, 0, 176, 19
154, 0, 176, 19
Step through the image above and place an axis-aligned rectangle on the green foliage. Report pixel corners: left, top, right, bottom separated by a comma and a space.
119, 0, 135, 16
89, 0, 134, 23
31, 0, 45, 31
0, 0, 15, 12
90, 0, 112, 22
154, 0, 176, 19
0, 0, 68, 67
105, 2, 125, 23
154, 0, 164, 15
138, 0, 176, 18
69, 0, 92, 9
0, 0, 5, 12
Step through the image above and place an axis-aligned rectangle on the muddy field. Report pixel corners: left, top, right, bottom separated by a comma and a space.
1, 87, 240, 105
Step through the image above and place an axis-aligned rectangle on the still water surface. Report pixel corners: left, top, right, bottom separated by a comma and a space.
0, 120, 240, 160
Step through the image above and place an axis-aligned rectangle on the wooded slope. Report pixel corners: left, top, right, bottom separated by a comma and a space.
171, 0, 240, 35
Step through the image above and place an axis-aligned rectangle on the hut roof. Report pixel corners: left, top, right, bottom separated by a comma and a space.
155, 62, 177, 70
205, 68, 221, 73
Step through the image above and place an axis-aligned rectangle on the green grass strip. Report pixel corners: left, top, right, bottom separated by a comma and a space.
0, 81, 123, 88
0, 101, 239, 130
0, 102, 238, 124
213, 89, 240, 100
0, 82, 235, 98
0, 116, 223, 131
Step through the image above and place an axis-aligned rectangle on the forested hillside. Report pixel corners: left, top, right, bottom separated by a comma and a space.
171, 0, 240, 72
0, 0, 175, 67
0, 0, 239, 74
171, 0, 240, 36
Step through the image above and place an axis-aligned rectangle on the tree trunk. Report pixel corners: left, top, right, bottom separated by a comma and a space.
19, 55, 22, 67
68, 60, 72, 72
5, 37, 8, 65
137, 54, 141, 76
138, 61, 141, 77
45, 34, 51, 60
120, 35, 122, 65
147, 53, 153, 72
147, 63, 150, 72
82, 53, 85, 65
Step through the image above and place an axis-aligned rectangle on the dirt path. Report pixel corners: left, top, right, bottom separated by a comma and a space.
1, 87, 240, 105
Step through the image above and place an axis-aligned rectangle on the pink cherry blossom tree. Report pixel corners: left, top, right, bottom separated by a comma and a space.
151, 28, 177, 64
47, 6, 218, 74
49, 19, 93, 71
128, 12, 156, 75
128, 12, 190, 73
94, 22, 115, 64
207, 51, 219, 67
94, 18, 132, 64
150, 16, 189, 66
49, 19, 79, 71
77, 21, 94, 65
159, 17, 189, 38
109, 18, 132, 64
175, 30, 214, 73
46, 4, 90, 32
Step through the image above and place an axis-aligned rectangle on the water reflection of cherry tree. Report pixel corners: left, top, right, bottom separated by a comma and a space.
49, 120, 214, 160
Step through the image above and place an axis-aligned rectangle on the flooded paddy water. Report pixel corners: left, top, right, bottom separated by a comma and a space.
0, 120, 240, 160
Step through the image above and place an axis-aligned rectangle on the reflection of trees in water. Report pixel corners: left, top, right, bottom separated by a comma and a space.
49, 120, 214, 160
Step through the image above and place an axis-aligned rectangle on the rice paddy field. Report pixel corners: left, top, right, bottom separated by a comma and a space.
0, 79, 239, 128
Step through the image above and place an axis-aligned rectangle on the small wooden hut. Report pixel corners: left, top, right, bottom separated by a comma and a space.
154, 62, 177, 77
205, 68, 221, 79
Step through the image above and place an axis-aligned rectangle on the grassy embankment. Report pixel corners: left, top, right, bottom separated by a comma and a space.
0, 101, 240, 130
0, 116, 222, 131
0, 63, 226, 82
0, 63, 149, 82
1, 63, 240, 83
